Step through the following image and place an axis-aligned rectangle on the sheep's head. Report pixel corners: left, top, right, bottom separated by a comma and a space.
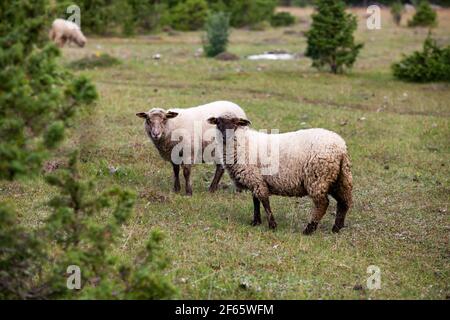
207, 113, 251, 141
73, 30, 87, 47
136, 109, 179, 141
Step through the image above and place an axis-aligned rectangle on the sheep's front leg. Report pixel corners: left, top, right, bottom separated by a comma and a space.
208, 164, 224, 193
55, 35, 66, 48
182, 164, 193, 196
172, 163, 181, 193
251, 196, 262, 226
260, 198, 277, 230
303, 195, 329, 235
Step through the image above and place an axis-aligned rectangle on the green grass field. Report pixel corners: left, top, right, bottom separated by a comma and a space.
1, 8, 449, 299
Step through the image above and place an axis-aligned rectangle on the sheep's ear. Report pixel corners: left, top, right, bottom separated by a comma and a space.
236, 118, 251, 127
136, 112, 148, 119
207, 117, 218, 125
166, 111, 179, 119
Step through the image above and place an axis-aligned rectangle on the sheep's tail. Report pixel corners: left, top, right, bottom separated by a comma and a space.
331, 152, 353, 233
338, 152, 353, 207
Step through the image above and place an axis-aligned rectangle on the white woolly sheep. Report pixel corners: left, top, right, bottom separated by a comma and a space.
207, 113, 353, 235
49, 19, 87, 48
136, 101, 247, 196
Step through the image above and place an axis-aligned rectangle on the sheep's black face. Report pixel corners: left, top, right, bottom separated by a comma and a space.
217, 118, 238, 139
207, 116, 251, 142
146, 114, 166, 140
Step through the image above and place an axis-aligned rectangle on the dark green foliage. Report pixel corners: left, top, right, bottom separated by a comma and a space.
1, 0, 176, 300
392, 35, 450, 82
291, 0, 309, 7
271, 11, 296, 27
61, 0, 113, 35
68, 53, 121, 70
206, 0, 276, 27
0, 203, 46, 299
203, 12, 231, 57
408, 1, 437, 27
0, 153, 176, 299
53, 0, 277, 33
283, 0, 450, 5
390, 1, 404, 26
230, 0, 277, 27
0, 0, 97, 181
60, 0, 130, 35
43, 152, 176, 299
128, 0, 168, 32
305, 0, 363, 74
54, 0, 143, 36
170, 0, 209, 31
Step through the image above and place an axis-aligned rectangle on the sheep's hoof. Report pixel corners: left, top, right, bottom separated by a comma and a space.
251, 219, 262, 226
332, 224, 343, 233
173, 187, 181, 193
302, 222, 318, 235
268, 220, 277, 230
208, 185, 218, 193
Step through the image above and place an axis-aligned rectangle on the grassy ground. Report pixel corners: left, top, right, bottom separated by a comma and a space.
1, 8, 449, 299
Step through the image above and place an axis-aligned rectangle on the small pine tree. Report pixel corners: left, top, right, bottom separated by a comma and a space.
0, 0, 97, 180
0, 0, 176, 300
305, 0, 363, 74
203, 12, 231, 57
0, 203, 46, 299
391, 1, 404, 26
1, 152, 177, 299
44, 152, 177, 299
408, 0, 437, 27
392, 35, 450, 82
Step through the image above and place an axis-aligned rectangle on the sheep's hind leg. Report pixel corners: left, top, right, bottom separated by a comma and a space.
182, 164, 193, 196
330, 188, 351, 233
251, 196, 262, 226
260, 198, 277, 230
208, 164, 224, 193
55, 35, 66, 48
303, 195, 329, 235
172, 163, 181, 193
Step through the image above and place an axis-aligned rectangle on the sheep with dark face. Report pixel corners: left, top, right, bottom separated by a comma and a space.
207, 113, 352, 235
136, 101, 247, 196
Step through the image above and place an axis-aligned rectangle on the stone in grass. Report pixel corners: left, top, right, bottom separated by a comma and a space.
215, 52, 239, 61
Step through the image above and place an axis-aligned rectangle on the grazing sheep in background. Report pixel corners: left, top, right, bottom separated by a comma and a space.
49, 19, 87, 48
207, 113, 352, 235
136, 101, 247, 196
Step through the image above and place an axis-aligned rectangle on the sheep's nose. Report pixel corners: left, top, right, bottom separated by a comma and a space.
151, 130, 162, 140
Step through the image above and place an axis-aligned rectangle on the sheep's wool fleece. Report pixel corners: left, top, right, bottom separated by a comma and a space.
51, 19, 86, 43
52, 19, 82, 33
147, 101, 247, 163
228, 127, 349, 197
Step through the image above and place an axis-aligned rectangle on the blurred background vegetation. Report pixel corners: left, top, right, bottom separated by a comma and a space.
49, 0, 450, 36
